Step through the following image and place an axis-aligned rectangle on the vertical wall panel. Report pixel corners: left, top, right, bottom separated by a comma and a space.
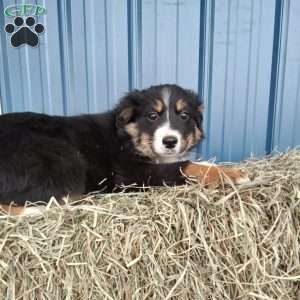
140, 0, 200, 90
0, 0, 129, 115
41, 0, 65, 115
0, 0, 11, 112
1, 0, 27, 112
0, 0, 299, 162
201, 0, 276, 161
84, 0, 110, 112
0, 0, 64, 113
272, 0, 300, 151
104, 0, 129, 107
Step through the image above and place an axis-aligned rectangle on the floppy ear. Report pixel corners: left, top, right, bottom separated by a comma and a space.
183, 89, 203, 113
115, 90, 143, 128
116, 106, 134, 128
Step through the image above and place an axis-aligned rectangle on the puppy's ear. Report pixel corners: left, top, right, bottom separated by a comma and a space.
183, 88, 203, 113
115, 90, 143, 128
116, 106, 134, 128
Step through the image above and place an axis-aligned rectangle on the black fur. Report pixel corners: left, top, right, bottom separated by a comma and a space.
0, 84, 203, 205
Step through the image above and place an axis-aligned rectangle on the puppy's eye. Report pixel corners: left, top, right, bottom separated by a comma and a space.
179, 111, 190, 120
148, 112, 158, 121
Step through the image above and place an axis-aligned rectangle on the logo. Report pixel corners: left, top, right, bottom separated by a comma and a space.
4, 4, 46, 17
4, 4, 46, 48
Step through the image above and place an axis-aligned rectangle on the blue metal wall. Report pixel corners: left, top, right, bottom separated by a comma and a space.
0, 0, 299, 162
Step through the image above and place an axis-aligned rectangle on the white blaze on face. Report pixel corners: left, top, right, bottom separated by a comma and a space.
152, 87, 184, 163
161, 87, 170, 120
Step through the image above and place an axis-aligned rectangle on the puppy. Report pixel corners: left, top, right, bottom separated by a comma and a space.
0, 84, 243, 215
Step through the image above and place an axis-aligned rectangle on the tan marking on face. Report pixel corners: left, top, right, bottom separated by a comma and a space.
194, 126, 202, 141
125, 124, 156, 159
185, 133, 195, 150
135, 133, 156, 159
175, 99, 187, 112
125, 123, 139, 139
153, 100, 163, 113
181, 127, 202, 153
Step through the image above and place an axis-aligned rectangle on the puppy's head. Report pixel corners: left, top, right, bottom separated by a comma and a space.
116, 84, 204, 163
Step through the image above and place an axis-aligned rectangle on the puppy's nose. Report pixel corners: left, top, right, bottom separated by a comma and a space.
162, 136, 178, 149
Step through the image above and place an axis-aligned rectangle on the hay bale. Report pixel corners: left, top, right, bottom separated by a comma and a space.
0, 150, 300, 299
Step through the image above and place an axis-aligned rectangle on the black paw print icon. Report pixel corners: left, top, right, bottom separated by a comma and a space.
5, 16, 45, 48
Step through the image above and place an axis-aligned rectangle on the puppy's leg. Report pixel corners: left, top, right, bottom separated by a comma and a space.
0, 204, 45, 217
0, 194, 84, 217
115, 160, 247, 188
0, 133, 87, 207
182, 162, 246, 186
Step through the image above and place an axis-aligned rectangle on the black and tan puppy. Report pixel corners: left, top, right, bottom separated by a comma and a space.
0, 84, 243, 215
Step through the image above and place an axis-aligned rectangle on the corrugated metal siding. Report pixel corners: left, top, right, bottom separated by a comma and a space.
0, 0, 299, 162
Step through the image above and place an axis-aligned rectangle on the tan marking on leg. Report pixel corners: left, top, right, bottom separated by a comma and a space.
183, 163, 242, 186
0, 204, 26, 216
0, 204, 48, 216
0, 194, 85, 217
175, 99, 186, 112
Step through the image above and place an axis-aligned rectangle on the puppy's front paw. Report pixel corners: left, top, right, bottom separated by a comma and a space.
182, 162, 247, 186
